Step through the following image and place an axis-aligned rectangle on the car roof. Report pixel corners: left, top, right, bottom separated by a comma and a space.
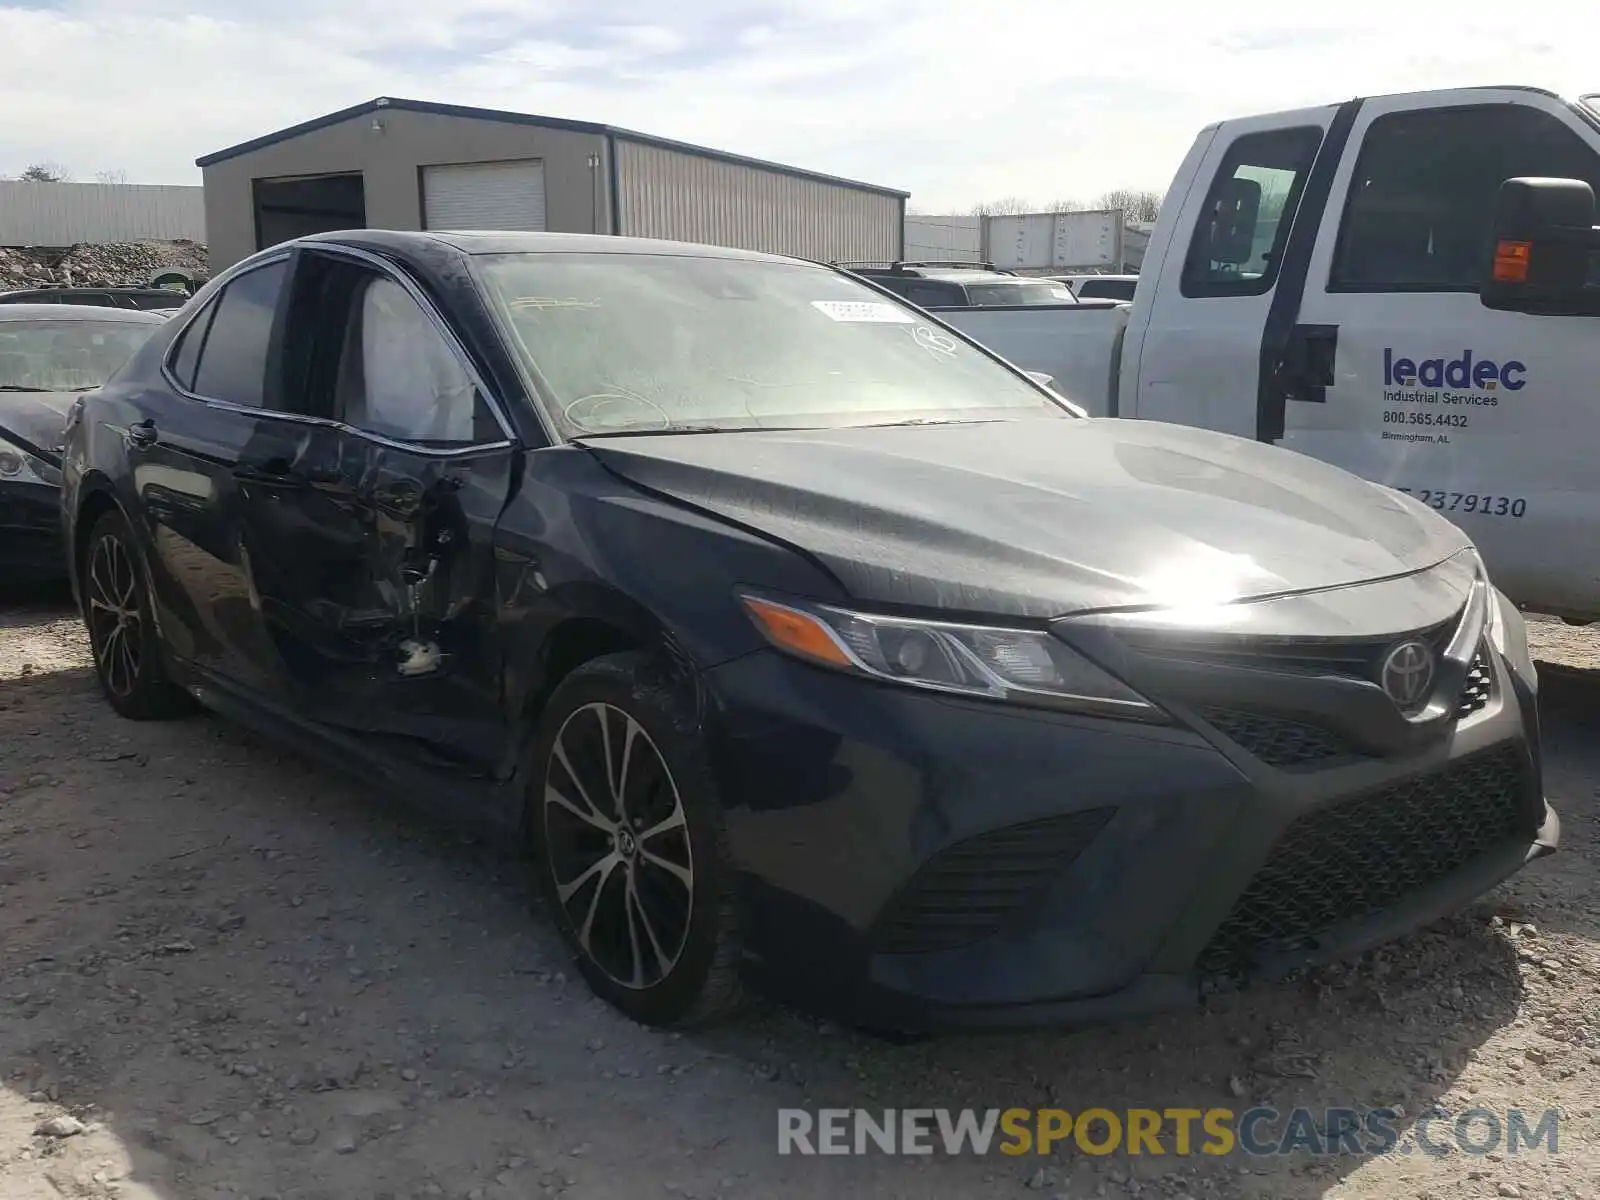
0, 303, 168, 322
299, 228, 810, 267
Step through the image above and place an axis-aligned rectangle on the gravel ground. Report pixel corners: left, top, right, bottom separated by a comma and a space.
0, 589, 1595, 1200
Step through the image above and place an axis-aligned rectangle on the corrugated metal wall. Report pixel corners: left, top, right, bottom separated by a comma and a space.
612, 139, 900, 261
0, 182, 206, 245
904, 214, 983, 262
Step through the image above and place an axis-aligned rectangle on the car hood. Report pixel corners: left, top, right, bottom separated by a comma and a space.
581, 417, 1472, 618
0, 391, 79, 463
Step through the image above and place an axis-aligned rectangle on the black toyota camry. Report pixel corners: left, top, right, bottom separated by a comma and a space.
60, 230, 1557, 1032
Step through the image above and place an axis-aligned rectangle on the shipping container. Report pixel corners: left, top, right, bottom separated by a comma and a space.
984, 209, 1126, 271
902, 214, 983, 262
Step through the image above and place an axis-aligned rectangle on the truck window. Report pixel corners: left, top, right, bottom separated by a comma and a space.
1181, 126, 1323, 298
904, 282, 961, 307
1331, 105, 1600, 293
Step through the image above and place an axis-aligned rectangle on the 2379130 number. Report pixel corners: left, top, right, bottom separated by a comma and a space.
1396, 488, 1527, 518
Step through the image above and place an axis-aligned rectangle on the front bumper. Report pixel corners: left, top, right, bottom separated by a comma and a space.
0, 479, 65, 580
706, 621, 1555, 1031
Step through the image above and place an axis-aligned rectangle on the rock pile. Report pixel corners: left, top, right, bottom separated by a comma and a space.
0, 239, 208, 290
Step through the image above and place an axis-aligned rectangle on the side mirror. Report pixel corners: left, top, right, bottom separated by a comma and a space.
1480, 177, 1600, 314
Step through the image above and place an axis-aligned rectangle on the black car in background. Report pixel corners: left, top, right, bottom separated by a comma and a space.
61, 230, 1557, 1032
0, 286, 190, 311
838, 261, 1084, 309
0, 303, 166, 579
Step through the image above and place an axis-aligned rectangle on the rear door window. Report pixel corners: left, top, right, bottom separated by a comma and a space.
190, 260, 288, 408
168, 298, 220, 391
1181, 126, 1325, 297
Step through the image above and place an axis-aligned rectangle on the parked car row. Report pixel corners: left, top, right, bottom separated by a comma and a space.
47, 225, 1556, 1034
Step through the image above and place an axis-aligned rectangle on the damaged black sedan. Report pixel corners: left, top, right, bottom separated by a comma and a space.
61, 231, 1557, 1031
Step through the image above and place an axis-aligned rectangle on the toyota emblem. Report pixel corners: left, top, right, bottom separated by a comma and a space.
1380, 639, 1436, 709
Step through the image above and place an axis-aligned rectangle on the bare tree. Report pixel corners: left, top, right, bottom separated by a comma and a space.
970, 196, 1035, 217
1093, 188, 1164, 222
19, 162, 72, 183
968, 189, 1165, 220
95, 168, 129, 185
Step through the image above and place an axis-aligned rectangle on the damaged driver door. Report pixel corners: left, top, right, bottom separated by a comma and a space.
257, 247, 521, 774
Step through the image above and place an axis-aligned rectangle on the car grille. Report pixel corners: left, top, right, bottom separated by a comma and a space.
0, 494, 58, 535
1115, 614, 1459, 683
1197, 746, 1530, 974
1194, 707, 1361, 770
1456, 651, 1493, 719
872, 808, 1115, 955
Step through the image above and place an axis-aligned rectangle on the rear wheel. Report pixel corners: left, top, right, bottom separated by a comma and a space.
530, 652, 743, 1027
81, 509, 191, 720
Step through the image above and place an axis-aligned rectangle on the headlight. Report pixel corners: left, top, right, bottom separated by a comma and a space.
739, 592, 1162, 720
0, 437, 58, 487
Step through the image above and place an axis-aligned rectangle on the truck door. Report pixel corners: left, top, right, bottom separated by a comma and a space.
1125, 106, 1343, 438
1283, 90, 1600, 615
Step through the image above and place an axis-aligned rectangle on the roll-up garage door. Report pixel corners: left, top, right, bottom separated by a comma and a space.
421, 160, 546, 231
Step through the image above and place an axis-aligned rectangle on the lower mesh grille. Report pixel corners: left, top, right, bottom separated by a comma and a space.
873, 808, 1115, 955
1195, 707, 1360, 769
1456, 652, 1493, 719
1197, 746, 1531, 974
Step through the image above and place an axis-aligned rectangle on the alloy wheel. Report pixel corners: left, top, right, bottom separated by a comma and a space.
86, 532, 143, 699
544, 702, 695, 990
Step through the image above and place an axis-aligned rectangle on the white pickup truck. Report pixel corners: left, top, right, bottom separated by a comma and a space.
932, 85, 1600, 622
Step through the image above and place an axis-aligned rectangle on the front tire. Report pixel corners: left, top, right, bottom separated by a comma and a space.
81, 509, 192, 720
530, 652, 743, 1027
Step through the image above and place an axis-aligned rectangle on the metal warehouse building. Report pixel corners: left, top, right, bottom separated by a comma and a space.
196, 96, 908, 273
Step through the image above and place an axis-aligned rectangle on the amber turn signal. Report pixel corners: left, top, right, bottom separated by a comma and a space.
1492, 239, 1532, 283
740, 596, 854, 668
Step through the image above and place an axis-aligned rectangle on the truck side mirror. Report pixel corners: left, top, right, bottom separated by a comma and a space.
1480, 177, 1600, 315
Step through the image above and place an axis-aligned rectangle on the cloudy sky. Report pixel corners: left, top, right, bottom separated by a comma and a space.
2, 0, 1595, 210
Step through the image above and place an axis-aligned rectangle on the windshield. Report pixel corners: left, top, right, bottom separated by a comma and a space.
965, 281, 1077, 307
0, 320, 154, 391
475, 253, 1073, 436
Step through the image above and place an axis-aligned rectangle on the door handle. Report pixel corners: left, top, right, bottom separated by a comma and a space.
127, 418, 158, 447
1283, 324, 1338, 404
233, 455, 297, 484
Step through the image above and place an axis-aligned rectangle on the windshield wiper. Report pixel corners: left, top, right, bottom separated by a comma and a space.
0, 385, 44, 392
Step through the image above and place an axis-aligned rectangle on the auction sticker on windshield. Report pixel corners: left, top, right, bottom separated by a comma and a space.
811, 300, 916, 323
